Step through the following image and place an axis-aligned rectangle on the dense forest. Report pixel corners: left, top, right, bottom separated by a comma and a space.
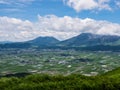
0, 68, 120, 90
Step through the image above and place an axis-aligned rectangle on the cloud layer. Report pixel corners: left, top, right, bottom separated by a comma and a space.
0, 15, 120, 41
63, 0, 119, 12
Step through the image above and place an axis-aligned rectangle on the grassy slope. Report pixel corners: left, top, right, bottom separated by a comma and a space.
0, 68, 120, 90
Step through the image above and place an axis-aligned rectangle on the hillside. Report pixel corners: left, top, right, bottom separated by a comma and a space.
58, 33, 120, 46
0, 68, 120, 90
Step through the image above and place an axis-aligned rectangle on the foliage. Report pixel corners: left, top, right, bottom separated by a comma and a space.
0, 68, 120, 90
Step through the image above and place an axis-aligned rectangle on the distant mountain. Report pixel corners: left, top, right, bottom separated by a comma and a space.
0, 41, 13, 44
0, 42, 31, 48
0, 36, 59, 48
27, 36, 59, 46
58, 33, 120, 46
1, 33, 120, 49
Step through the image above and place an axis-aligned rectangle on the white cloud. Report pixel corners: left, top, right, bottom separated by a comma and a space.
63, 0, 112, 12
115, 0, 120, 8
0, 15, 120, 41
0, 16, 37, 41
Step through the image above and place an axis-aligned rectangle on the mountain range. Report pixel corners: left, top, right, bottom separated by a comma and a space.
58, 33, 120, 46
0, 33, 120, 49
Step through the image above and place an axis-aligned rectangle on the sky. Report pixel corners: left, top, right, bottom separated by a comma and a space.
0, 0, 120, 41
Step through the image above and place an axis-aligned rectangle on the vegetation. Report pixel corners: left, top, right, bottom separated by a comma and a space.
0, 48, 120, 75
0, 33, 120, 89
0, 67, 120, 90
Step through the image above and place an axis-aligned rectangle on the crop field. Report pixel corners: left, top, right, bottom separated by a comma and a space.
0, 48, 120, 76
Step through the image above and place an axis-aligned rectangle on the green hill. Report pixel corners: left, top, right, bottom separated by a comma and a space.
0, 68, 120, 90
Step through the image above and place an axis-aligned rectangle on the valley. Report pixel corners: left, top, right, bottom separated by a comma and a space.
0, 48, 120, 76
1, 0, 120, 89
0, 33, 120, 76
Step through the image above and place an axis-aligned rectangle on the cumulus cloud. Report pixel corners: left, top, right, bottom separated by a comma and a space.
0, 16, 37, 41
0, 15, 120, 41
63, 0, 112, 12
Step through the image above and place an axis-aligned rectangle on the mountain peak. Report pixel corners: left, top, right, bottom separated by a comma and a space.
80, 32, 92, 35
28, 36, 59, 46
58, 33, 120, 46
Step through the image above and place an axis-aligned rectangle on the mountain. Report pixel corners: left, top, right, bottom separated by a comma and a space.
58, 33, 120, 46
0, 41, 13, 44
0, 36, 59, 48
27, 36, 59, 46
0, 33, 120, 49
0, 42, 31, 48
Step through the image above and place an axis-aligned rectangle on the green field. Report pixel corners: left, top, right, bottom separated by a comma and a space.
0, 48, 120, 76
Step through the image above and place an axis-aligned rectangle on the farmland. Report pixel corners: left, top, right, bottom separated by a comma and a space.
0, 48, 120, 76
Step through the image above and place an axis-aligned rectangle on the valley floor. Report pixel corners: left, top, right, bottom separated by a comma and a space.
0, 48, 120, 76
0, 48, 120, 89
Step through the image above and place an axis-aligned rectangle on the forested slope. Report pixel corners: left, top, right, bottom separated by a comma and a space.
0, 68, 120, 90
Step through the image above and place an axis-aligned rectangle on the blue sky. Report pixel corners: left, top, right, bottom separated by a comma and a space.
0, 0, 120, 41
0, 0, 120, 23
